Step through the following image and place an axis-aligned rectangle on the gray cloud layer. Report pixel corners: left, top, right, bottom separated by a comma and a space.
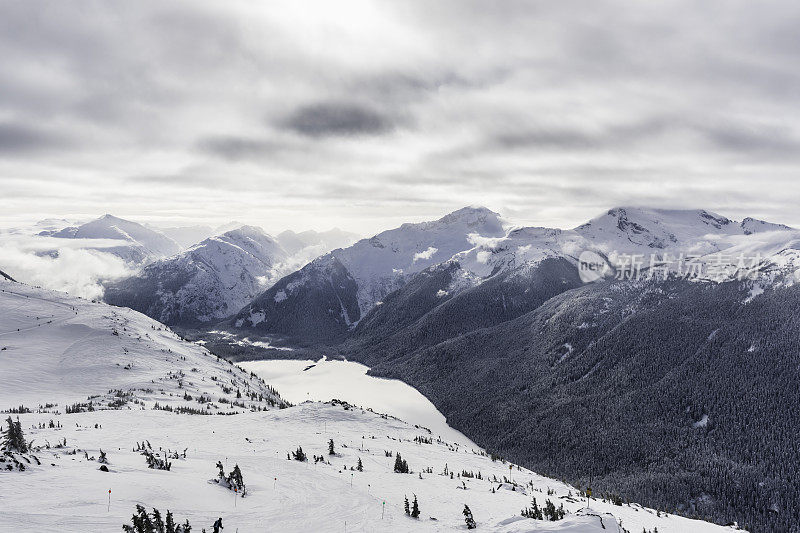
1, 0, 800, 233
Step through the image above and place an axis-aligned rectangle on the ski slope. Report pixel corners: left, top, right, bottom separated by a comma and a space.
0, 280, 743, 532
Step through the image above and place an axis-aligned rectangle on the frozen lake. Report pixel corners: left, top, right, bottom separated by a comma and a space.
241, 357, 477, 448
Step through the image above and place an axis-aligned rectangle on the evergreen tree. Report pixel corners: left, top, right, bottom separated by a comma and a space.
227, 464, 246, 496
404, 495, 410, 515
292, 446, 307, 462
542, 499, 565, 521
356, 457, 363, 471
393, 453, 409, 473
411, 494, 420, 519
124, 504, 190, 532
152, 508, 165, 533
521, 496, 543, 520
1, 416, 27, 453
165, 511, 176, 533
328, 439, 335, 455
463, 504, 476, 529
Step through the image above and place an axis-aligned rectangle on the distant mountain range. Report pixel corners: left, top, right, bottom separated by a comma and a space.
39, 214, 181, 265
6, 205, 799, 530
229, 206, 507, 342
103, 223, 359, 325
228, 206, 798, 345
187, 205, 799, 532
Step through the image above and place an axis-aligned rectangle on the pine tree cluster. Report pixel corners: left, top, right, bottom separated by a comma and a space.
404, 494, 420, 518
1, 416, 28, 453
122, 504, 191, 533
135, 442, 171, 471
291, 446, 307, 462
214, 461, 246, 496
393, 453, 409, 473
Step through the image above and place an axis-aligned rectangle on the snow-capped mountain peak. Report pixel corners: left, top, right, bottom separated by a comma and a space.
434, 205, 503, 229
104, 226, 288, 325
43, 214, 181, 265
740, 216, 793, 235
231, 206, 508, 340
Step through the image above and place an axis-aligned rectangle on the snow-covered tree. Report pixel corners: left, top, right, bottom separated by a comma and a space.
227, 464, 246, 496
292, 446, 307, 462
522, 496, 543, 520
393, 453, 409, 473
1, 416, 28, 453
463, 504, 476, 529
411, 494, 420, 519
212, 462, 246, 496
328, 439, 335, 455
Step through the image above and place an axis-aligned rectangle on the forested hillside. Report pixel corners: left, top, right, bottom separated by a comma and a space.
347, 278, 800, 532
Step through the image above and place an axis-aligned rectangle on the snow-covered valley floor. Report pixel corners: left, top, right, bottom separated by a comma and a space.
0, 280, 742, 532
241, 358, 475, 448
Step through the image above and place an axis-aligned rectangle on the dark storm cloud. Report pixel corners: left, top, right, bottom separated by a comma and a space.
282, 102, 395, 138
0, 123, 69, 154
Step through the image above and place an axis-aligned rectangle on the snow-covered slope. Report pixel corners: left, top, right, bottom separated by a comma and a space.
0, 280, 285, 410
104, 226, 289, 325
232, 206, 506, 341
41, 214, 181, 265
0, 280, 739, 533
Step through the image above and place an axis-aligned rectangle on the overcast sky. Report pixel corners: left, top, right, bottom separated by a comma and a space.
1, 0, 800, 234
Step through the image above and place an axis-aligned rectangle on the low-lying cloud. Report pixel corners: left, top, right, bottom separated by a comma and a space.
0, 234, 134, 300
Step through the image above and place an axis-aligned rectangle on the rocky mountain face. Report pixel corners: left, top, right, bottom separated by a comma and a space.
104, 226, 288, 325
230, 206, 507, 343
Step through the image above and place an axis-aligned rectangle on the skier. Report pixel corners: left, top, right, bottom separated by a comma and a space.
212, 517, 223, 532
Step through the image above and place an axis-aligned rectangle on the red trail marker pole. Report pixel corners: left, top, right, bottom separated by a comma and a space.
107, 489, 111, 512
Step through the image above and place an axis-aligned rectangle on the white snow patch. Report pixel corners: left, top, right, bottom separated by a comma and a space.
242, 358, 475, 447
436, 289, 448, 298
744, 285, 764, 303
248, 310, 266, 326
558, 343, 574, 363
693, 414, 710, 428
274, 290, 288, 303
